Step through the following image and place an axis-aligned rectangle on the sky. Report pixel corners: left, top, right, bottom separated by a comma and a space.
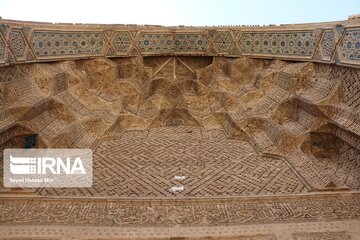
0, 0, 359, 26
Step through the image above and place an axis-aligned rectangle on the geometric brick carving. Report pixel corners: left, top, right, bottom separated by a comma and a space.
293, 231, 351, 240
175, 33, 208, 52
240, 31, 315, 57
341, 28, 360, 62
340, 66, 360, 111
321, 30, 336, 61
9, 29, 26, 58
214, 31, 235, 54
39, 127, 307, 197
1, 195, 360, 226
138, 32, 175, 53
138, 32, 208, 54
112, 31, 132, 54
1, 56, 360, 198
31, 31, 105, 57
0, 34, 4, 60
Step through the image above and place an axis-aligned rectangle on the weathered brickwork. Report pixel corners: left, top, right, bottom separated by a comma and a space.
293, 232, 351, 240
39, 127, 307, 197
1, 17, 360, 240
0, 34, 4, 60
1, 194, 360, 226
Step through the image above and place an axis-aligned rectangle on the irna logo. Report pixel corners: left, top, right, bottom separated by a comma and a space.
10, 155, 86, 175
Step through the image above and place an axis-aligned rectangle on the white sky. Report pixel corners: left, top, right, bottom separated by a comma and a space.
0, 0, 359, 26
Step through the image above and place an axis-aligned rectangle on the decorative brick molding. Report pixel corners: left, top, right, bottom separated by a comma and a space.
1, 193, 360, 226
0, 18, 359, 67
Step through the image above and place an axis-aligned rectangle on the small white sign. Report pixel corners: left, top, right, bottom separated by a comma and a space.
170, 185, 184, 192
174, 175, 186, 180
